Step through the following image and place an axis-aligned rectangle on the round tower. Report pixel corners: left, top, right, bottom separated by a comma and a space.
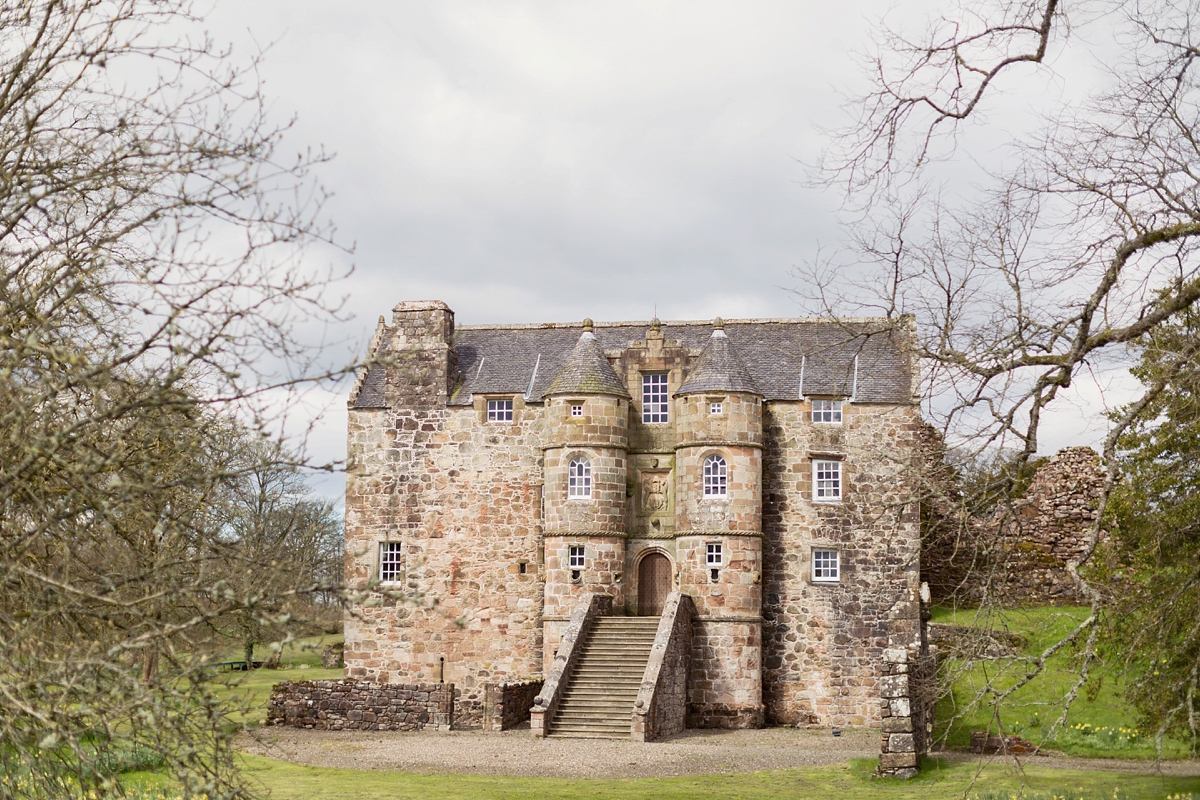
674, 319, 765, 728
540, 320, 631, 673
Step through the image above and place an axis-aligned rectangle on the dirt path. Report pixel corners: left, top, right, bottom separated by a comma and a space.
237, 726, 1200, 780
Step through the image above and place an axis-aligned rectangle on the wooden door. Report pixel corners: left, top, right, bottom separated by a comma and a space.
638, 553, 671, 616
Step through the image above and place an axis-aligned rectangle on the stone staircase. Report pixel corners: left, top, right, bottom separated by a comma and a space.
547, 615, 660, 739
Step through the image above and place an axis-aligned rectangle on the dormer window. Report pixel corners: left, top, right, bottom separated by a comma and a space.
642, 373, 669, 423
487, 398, 514, 421
812, 399, 843, 424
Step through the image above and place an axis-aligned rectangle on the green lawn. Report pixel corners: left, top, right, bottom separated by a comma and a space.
106, 613, 1200, 799
931, 606, 1194, 758
115, 756, 1200, 800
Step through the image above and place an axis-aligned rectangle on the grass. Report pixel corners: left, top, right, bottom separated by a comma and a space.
109, 755, 1200, 800
211, 633, 344, 727
930, 606, 1193, 759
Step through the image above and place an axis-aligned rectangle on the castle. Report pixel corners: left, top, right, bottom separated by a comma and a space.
343, 301, 925, 732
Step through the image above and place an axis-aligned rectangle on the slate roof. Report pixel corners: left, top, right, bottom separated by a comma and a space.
676, 327, 760, 396
542, 328, 631, 397
352, 316, 916, 408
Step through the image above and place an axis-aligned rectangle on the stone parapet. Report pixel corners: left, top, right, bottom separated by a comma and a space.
266, 680, 453, 731
483, 679, 544, 731
632, 592, 694, 742
531, 593, 613, 737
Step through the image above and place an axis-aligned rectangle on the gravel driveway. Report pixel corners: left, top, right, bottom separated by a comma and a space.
237, 725, 879, 779
238, 725, 1200, 780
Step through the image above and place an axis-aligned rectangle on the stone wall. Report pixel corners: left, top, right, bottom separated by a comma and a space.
921, 446, 1105, 606
483, 679, 544, 731
633, 592, 694, 742
761, 401, 924, 728
876, 581, 935, 778
267, 680, 453, 731
344, 305, 546, 723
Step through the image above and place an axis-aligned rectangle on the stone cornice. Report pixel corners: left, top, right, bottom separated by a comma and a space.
542, 529, 627, 539
673, 440, 763, 451
694, 615, 764, 624
675, 530, 764, 538
541, 442, 629, 452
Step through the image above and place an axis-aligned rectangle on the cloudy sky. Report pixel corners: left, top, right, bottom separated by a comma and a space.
202, 1, 1130, 498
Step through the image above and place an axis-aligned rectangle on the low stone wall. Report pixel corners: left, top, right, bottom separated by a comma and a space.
633, 592, 694, 742
531, 592, 613, 737
483, 679, 544, 731
266, 680, 453, 731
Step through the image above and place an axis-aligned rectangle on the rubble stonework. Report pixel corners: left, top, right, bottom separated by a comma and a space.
483, 679, 544, 731
876, 581, 936, 778
344, 303, 924, 734
921, 446, 1105, 605
266, 680, 453, 731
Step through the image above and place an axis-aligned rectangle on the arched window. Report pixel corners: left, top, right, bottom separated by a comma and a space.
568, 456, 592, 498
703, 454, 727, 497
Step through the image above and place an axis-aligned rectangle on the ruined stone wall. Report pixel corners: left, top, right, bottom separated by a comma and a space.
267, 680, 454, 731
761, 401, 923, 728
989, 447, 1103, 604
921, 446, 1105, 606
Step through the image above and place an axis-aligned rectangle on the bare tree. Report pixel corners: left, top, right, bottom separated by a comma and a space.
0, 1, 351, 796
805, 0, 1200, 750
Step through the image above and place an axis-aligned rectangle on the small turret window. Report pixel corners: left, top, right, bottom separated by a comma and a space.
570, 403, 583, 417
710, 402, 723, 415
568, 457, 592, 498
703, 455, 728, 497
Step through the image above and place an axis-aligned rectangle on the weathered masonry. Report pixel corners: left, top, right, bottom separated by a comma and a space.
344, 301, 925, 736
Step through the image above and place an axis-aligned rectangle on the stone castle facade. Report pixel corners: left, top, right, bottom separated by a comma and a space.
344, 301, 924, 729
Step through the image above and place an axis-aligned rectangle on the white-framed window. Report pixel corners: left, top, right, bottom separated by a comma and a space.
379, 541, 403, 584
642, 373, 669, 423
812, 549, 840, 582
703, 454, 728, 497
568, 456, 592, 498
705, 542, 723, 566
487, 398, 514, 421
710, 401, 723, 415
812, 399, 843, 424
568, 545, 585, 582
813, 459, 841, 502
570, 403, 583, 417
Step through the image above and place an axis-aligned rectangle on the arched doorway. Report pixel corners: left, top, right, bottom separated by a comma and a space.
638, 552, 672, 616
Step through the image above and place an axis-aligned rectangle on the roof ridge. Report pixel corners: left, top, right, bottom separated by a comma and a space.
456, 315, 904, 331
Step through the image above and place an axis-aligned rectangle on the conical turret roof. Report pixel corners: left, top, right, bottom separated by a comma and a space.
677, 319, 761, 395
542, 321, 630, 397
